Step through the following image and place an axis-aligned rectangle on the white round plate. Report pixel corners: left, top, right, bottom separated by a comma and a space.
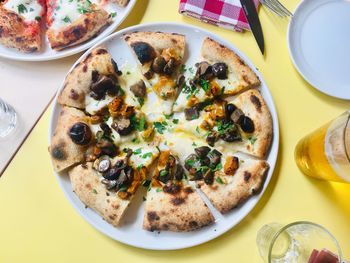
49, 22, 280, 250
0, 0, 136, 61
288, 0, 350, 100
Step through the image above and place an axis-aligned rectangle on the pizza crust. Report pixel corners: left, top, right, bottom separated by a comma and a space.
47, 4, 111, 51
198, 159, 269, 213
230, 89, 273, 158
201, 37, 260, 95
112, 0, 129, 7
69, 162, 130, 227
58, 47, 119, 109
0, 7, 41, 52
143, 185, 214, 232
49, 107, 89, 172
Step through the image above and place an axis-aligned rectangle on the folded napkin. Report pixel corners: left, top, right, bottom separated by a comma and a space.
179, 0, 260, 32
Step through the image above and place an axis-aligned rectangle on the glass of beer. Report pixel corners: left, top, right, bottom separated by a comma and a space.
295, 110, 350, 183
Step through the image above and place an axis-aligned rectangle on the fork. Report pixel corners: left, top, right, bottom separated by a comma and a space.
259, 0, 293, 18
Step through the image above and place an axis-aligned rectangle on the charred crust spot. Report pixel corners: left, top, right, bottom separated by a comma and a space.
15, 37, 23, 43
82, 65, 88, 72
106, 199, 110, 203
81, 164, 88, 169
108, 215, 116, 220
162, 224, 169, 230
147, 211, 160, 222
130, 42, 156, 64
96, 48, 107, 55
112, 204, 120, 209
189, 221, 198, 228
171, 197, 185, 206
85, 183, 91, 189
250, 95, 262, 112
106, 192, 110, 196
84, 53, 92, 62
124, 35, 130, 41
244, 171, 252, 182
69, 89, 80, 100
171, 38, 177, 44
163, 184, 181, 195
51, 146, 66, 160
184, 187, 193, 194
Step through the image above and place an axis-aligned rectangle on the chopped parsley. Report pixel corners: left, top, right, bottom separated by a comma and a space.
131, 115, 146, 131
17, 4, 27, 14
213, 162, 223, 172
156, 188, 162, 192
164, 113, 173, 119
199, 78, 210, 92
110, 12, 117, 18
92, 188, 98, 194
153, 121, 167, 134
132, 137, 140, 144
248, 136, 257, 145
217, 120, 234, 135
137, 164, 143, 170
142, 180, 151, 187
118, 186, 128, 192
62, 16, 71, 23
216, 177, 224, 184
159, 170, 168, 177
172, 119, 179, 124
192, 142, 197, 147
137, 97, 145, 107
133, 148, 142, 155
195, 126, 200, 134
141, 152, 153, 159
35, 16, 41, 21
180, 64, 186, 73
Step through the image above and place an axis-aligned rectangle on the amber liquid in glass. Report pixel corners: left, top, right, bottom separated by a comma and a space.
295, 112, 350, 183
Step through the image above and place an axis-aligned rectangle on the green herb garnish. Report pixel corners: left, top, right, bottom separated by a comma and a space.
216, 177, 224, 184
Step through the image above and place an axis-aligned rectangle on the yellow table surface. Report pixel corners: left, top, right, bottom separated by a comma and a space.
1, 0, 350, 262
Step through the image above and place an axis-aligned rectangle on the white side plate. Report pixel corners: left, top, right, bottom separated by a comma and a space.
288, 0, 350, 100
0, 0, 136, 61
49, 22, 280, 250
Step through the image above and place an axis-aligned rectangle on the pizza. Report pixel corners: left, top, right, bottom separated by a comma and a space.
0, 0, 129, 52
49, 32, 274, 232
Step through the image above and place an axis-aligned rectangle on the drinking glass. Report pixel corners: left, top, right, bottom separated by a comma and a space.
295, 110, 350, 183
256, 221, 343, 263
0, 98, 17, 138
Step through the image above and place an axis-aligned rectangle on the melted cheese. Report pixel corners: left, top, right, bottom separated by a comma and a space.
121, 143, 160, 168
216, 72, 239, 94
119, 66, 144, 108
4, 0, 43, 22
85, 95, 113, 115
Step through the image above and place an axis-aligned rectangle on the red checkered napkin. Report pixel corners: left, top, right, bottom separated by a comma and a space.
179, 0, 260, 32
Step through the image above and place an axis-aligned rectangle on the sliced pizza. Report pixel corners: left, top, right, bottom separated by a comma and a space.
174, 89, 273, 159
174, 37, 260, 112
143, 150, 214, 231
50, 106, 92, 172
58, 47, 122, 111
124, 31, 185, 116
46, 0, 112, 50
0, 0, 45, 52
69, 152, 147, 227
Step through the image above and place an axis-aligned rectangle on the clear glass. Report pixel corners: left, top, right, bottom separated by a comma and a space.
0, 98, 17, 138
256, 221, 343, 263
295, 110, 350, 183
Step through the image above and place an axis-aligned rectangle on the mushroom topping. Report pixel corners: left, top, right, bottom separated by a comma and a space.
238, 116, 255, 133
207, 149, 222, 167
151, 56, 166, 73
203, 169, 214, 185
163, 58, 177, 75
96, 138, 118, 157
195, 61, 213, 80
184, 106, 199, 120
230, 108, 244, 123
100, 123, 112, 137
130, 80, 146, 98
194, 146, 211, 159
176, 74, 185, 89
184, 154, 201, 171
224, 156, 239, 175
102, 164, 122, 180
143, 68, 154, 80
225, 103, 237, 119
130, 42, 156, 64
94, 155, 111, 173
158, 169, 172, 184
111, 58, 122, 76
69, 122, 92, 145
206, 132, 219, 147
219, 124, 241, 142
101, 179, 118, 190
212, 62, 228, 79
111, 117, 133, 136
174, 164, 185, 181
90, 75, 116, 100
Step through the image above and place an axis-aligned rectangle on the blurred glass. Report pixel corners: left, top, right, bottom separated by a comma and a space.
0, 98, 17, 138
295, 111, 350, 183
256, 221, 343, 263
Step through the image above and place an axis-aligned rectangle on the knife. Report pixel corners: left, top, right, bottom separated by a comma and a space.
240, 0, 265, 55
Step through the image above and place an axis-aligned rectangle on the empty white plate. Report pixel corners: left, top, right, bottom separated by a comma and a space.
288, 0, 350, 100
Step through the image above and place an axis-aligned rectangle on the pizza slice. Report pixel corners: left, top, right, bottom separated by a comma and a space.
69, 150, 148, 227
181, 145, 269, 213
174, 89, 273, 159
46, 0, 112, 50
58, 47, 122, 111
174, 37, 260, 112
124, 31, 185, 116
0, 0, 45, 52
143, 150, 214, 232
50, 106, 92, 172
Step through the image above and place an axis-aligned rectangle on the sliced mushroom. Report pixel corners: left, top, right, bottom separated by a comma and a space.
101, 179, 118, 190
212, 62, 228, 79
174, 164, 185, 181
195, 61, 213, 80
220, 124, 242, 142
225, 103, 237, 119
176, 74, 185, 89
69, 122, 92, 145
131, 42, 156, 64
203, 169, 214, 185
111, 117, 133, 136
163, 58, 177, 75
184, 154, 201, 171
206, 132, 219, 147
93, 155, 111, 173
130, 80, 146, 98
238, 115, 255, 133
230, 108, 244, 123
224, 156, 239, 175
194, 146, 211, 158
184, 106, 199, 120
102, 165, 122, 180
143, 69, 154, 80
158, 169, 172, 184
207, 149, 222, 167
90, 75, 116, 100
151, 56, 166, 73
100, 122, 112, 137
